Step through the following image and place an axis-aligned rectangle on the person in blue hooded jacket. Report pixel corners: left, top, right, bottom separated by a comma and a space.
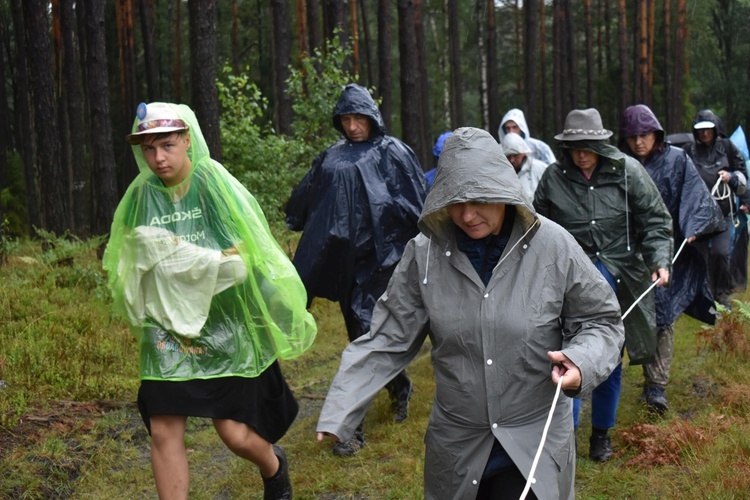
285, 83, 428, 456
619, 104, 724, 414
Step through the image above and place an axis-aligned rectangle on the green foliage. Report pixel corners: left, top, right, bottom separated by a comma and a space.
0, 239, 138, 432
286, 35, 353, 147
217, 36, 357, 226
1, 151, 29, 237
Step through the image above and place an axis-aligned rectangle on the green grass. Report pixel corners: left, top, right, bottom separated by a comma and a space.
1, 239, 750, 498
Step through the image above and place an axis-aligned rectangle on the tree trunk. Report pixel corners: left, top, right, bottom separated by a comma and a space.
10, 0, 41, 232
540, 0, 549, 142
138, 0, 158, 100
0, 19, 8, 232
61, 0, 89, 236
23, 0, 71, 235
605, 0, 612, 68
350, 0, 360, 77
115, 0, 139, 192
617, 0, 630, 115
636, 0, 649, 105
487, 0, 499, 139
173, 0, 182, 101
647, 0, 655, 104
80, 0, 118, 238
584, 0, 595, 107
307, 0, 322, 56
270, 0, 294, 135
476, 0, 489, 131
52, 0, 74, 234
513, 0, 521, 92
447, 0, 463, 129
524, 0, 539, 136
324, 0, 348, 43
415, 0, 431, 166
359, 0, 374, 87
397, 0, 423, 158
296, 0, 309, 57
188, 0, 222, 160
553, 0, 563, 131
663, 0, 672, 132
377, 0, 392, 131
564, 0, 577, 111
674, 0, 686, 130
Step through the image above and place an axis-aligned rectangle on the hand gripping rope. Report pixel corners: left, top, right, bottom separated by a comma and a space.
519, 238, 688, 499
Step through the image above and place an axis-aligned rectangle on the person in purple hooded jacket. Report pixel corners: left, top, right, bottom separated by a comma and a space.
619, 104, 724, 414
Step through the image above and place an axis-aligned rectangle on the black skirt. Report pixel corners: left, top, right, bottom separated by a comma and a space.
137, 361, 298, 444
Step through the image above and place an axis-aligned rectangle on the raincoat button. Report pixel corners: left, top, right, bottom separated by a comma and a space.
492, 423, 498, 429
487, 359, 493, 365
523, 244, 528, 249
590, 186, 594, 190
591, 220, 596, 225
617, 279, 621, 283
596, 251, 600, 256
445, 251, 452, 257
484, 293, 489, 298
472, 480, 478, 485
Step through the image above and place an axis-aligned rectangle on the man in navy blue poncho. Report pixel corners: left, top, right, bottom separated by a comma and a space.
285, 83, 428, 456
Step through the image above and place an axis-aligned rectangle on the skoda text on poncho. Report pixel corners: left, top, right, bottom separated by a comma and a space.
103, 103, 316, 381
317, 127, 624, 499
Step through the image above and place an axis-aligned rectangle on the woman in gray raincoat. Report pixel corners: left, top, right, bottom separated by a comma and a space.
316, 127, 624, 499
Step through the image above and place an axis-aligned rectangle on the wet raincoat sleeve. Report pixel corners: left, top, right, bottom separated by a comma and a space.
556, 235, 625, 397
626, 158, 673, 272
316, 239, 429, 441
677, 154, 724, 240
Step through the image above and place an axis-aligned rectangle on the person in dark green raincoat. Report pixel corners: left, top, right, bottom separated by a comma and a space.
534, 108, 673, 463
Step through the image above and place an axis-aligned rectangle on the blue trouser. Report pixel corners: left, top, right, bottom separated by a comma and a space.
573, 260, 622, 430
573, 362, 622, 428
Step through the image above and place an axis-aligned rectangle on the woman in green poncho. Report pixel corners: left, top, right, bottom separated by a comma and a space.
103, 102, 316, 499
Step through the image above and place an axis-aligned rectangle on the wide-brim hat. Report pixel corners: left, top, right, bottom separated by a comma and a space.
126, 102, 189, 144
554, 108, 613, 141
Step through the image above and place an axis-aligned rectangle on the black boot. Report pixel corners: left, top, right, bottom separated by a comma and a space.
332, 422, 366, 456
263, 445, 292, 500
386, 371, 414, 423
641, 384, 669, 415
589, 428, 613, 463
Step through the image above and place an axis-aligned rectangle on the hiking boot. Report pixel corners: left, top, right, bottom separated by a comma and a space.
387, 373, 414, 423
589, 433, 613, 463
332, 428, 366, 457
642, 384, 669, 415
263, 444, 292, 500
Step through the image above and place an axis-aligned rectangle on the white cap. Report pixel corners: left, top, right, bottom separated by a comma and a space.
693, 120, 716, 130
126, 102, 189, 144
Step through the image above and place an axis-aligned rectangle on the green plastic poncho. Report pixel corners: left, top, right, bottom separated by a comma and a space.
103, 103, 316, 381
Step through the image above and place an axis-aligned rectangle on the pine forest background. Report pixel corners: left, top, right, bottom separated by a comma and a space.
2, 0, 750, 243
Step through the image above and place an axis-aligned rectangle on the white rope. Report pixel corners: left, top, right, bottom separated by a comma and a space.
711, 176, 734, 223
519, 375, 563, 500
519, 238, 689, 498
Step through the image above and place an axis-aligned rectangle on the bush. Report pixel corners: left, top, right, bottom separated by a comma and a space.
217, 36, 358, 227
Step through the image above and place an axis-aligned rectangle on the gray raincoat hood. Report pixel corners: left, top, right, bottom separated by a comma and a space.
420, 127, 538, 242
